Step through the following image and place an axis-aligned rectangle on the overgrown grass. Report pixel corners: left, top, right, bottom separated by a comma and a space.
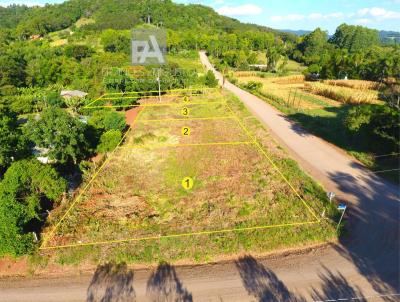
305, 82, 380, 104
166, 51, 204, 71
37, 90, 338, 267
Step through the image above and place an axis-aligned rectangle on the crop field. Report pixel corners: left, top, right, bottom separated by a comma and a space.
235, 74, 341, 111
234, 73, 398, 182
40, 89, 336, 265
304, 82, 381, 104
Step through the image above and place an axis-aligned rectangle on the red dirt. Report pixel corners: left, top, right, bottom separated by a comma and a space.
125, 107, 142, 126
0, 257, 28, 277
90, 153, 103, 163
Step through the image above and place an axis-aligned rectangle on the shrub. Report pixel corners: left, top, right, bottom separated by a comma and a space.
65, 44, 94, 61
89, 110, 126, 132
243, 81, 262, 92
97, 130, 122, 153
204, 70, 218, 87
0, 159, 67, 256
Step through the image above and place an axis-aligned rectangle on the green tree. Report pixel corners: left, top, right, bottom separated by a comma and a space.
64, 96, 85, 114
345, 104, 399, 153
204, 70, 218, 87
89, 110, 126, 132
65, 44, 94, 61
266, 47, 281, 72
96, 129, 122, 153
0, 108, 28, 172
25, 108, 90, 164
101, 29, 130, 54
330, 23, 379, 52
298, 28, 330, 65
0, 49, 26, 88
0, 159, 66, 256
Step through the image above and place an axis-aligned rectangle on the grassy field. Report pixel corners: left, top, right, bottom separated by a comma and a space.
234, 74, 398, 182
39, 90, 337, 266
166, 51, 204, 71
255, 52, 306, 74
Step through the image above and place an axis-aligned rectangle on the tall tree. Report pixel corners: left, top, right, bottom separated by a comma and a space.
298, 28, 330, 65
0, 159, 66, 256
330, 23, 379, 52
25, 108, 90, 164
0, 108, 28, 173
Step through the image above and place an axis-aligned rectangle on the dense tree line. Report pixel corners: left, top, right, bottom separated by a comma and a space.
293, 24, 399, 81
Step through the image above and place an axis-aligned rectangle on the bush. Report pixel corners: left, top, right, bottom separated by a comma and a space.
204, 70, 218, 87
345, 104, 399, 153
65, 44, 94, 61
89, 110, 126, 132
97, 130, 122, 153
0, 159, 67, 256
243, 81, 262, 92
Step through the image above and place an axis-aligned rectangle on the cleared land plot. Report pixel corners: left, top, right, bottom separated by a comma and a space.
41, 90, 336, 264
85, 88, 221, 109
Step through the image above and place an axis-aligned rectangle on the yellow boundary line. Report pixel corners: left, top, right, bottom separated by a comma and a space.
84, 100, 226, 109
119, 141, 254, 149
84, 95, 104, 109
40, 97, 321, 250
224, 102, 321, 222
40, 221, 318, 250
102, 87, 217, 96
139, 116, 235, 123
83, 89, 221, 109
40, 107, 147, 249
98, 93, 206, 101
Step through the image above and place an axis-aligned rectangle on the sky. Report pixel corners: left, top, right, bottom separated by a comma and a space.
1, 0, 399, 33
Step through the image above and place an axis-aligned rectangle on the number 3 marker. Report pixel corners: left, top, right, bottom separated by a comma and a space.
181, 107, 189, 116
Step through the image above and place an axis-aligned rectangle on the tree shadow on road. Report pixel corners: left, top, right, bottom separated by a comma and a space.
146, 262, 192, 302
87, 262, 136, 302
310, 265, 366, 301
327, 170, 399, 300
279, 114, 313, 137
235, 255, 305, 302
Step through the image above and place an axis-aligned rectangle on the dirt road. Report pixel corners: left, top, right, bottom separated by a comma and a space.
0, 53, 398, 302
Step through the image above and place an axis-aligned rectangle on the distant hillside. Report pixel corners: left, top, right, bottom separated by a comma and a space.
379, 30, 400, 44
281, 28, 400, 45
0, 0, 294, 41
280, 29, 312, 36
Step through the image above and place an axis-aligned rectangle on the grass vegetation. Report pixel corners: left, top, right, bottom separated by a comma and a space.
234, 74, 399, 182
39, 90, 338, 266
304, 82, 380, 104
166, 51, 203, 71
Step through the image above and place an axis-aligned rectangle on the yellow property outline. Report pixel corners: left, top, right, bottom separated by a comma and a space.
40, 93, 320, 250
84, 87, 219, 109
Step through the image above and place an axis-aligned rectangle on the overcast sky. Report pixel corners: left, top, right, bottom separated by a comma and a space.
1, 0, 399, 33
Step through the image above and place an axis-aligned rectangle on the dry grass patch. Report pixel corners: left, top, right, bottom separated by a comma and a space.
324, 79, 380, 90
41, 92, 337, 265
305, 82, 380, 104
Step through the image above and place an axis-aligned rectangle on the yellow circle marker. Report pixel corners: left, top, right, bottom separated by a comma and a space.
182, 177, 194, 190
182, 127, 190, 136
181, 107, 189, 116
